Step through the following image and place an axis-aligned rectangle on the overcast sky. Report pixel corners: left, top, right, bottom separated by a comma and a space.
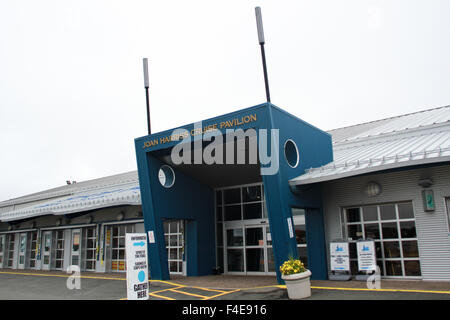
1, 0, 449, 201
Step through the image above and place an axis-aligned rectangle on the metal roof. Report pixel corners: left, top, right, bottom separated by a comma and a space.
290, 105, 450, 186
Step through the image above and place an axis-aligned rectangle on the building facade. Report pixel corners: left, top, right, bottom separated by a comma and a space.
1, 103, 449, 283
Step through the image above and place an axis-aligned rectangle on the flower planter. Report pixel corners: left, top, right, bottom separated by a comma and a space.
281, 270, 312, 299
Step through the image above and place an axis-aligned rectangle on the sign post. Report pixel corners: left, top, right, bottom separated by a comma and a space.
126, 233, 149, 300
329, 240, 351, 280
356, 240, 377, 281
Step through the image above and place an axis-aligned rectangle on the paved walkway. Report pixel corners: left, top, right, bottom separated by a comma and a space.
1, 269, 450, 300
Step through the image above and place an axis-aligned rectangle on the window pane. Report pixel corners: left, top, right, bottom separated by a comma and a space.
400, 221, 417, 238
216, 223, 223, 246
227, 249, 244, 272
216, 206, 222, 222
246, 248, 264, 272
224, 188, 241, 204
402, 241, 419, 258
297, 246, 308, 268
227, 229, 243, 247
242, 186, 262, 202
375, 241, 383, 259
267, 248, 275, 272
398, 203, 414, 219
380, 204, 396, 220
294, 224, 307, 245
348, 224, 363, 239
245, 228, 263, 246
362, 206, 378, 221
346, 208, 361, 223
216, 190, 222, 206
384, 241, 401, 258
364, 223, 380, 239
382, 222, 399, 239
404, 260, 421, 276
349, 242, 357, 258
243, 203, 262, 219
224, 205, 241, 221
385, 260, 403, 276
217, 248, 224, 272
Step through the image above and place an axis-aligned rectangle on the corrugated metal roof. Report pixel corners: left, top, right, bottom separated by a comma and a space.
291, 105, 450, 185
0, 182, 140, 222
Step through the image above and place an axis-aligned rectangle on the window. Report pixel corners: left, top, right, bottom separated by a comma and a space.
344, 202, 420, 278
292, 208, 308, 268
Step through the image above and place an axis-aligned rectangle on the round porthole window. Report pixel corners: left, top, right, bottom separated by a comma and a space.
158, 165, 175, 188
284, 139, 299, 168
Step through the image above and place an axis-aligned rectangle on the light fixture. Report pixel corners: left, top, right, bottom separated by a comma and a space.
56, 218, 61, 226
117, 212, 124, 221
86, 215, 93, 224
365, 181, 382, 197
418, 178, 433, 188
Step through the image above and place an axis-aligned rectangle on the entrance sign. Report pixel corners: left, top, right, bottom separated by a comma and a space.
126, 233, 149, 300
357, 240, 376, 272
330, 241, 349, 271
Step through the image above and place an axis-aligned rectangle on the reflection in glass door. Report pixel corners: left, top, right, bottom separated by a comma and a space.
42, 231, 52, 270
245, 226, 265, 273
18, 233, 27, 269
71, 229, 81, 268
0, 235, 5, 268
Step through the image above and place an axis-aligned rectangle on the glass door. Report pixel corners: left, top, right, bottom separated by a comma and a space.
6, 234, 15, 268
71, 229, 81, 268
245, 226, 266, 274
164, 220, 185, 275
0, 235, 5, 268
18, 233, 27, 269
55, 230, 65, 270
83, 227, 97, 271
28, 231, 38, 269
110, 224, 134, 272
42, 231, 52, 270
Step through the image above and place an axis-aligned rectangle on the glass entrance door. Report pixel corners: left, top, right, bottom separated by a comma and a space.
42, 231, 52, 270
71, 229, 81, 268
225, 223, 274, 275
28, 231, 38, 269
0, 235, 5, 268
6, 234, 15, 268
18, 233, 27, 269
109, 224, 134, 272
164, 220, 185, 275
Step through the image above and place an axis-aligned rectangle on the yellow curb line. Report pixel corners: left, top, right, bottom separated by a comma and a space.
148, 279, 187, 287
309, 286, 450, 295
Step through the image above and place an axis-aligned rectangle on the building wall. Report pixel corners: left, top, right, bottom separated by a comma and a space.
322, 164, 450, 280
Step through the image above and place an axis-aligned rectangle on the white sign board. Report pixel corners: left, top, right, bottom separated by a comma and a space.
287, 218, 294, 238
126, 233, 149, 300
330, 242, 350, 271
357, 240, 377, 272
148, 230, 155, 244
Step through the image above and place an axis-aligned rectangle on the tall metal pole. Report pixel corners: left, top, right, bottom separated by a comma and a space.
143, 58, 151, 135
255, 7, 271, 103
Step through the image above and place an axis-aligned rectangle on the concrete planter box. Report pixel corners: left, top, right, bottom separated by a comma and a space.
281, 270, 312, 299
